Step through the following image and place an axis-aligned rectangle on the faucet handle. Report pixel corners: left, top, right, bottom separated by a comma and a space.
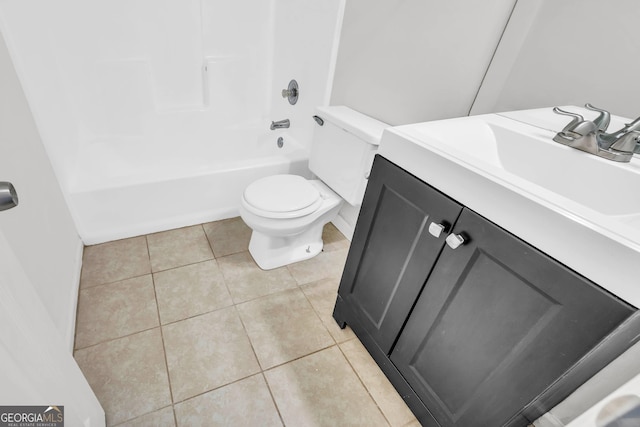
553, 107, 596, 136
585, 103, 611, 131
610, 130, 640, 153
281, 79, 299, 105
553, 107, 584, 129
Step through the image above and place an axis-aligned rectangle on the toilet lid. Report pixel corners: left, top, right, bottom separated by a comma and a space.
243, 175, 322, 219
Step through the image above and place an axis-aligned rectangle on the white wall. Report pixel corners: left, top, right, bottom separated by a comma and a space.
0, 25, 83, 350
0, 0, 272, 170
0, 0, 80, 191
330, 0, 516, 126
329, 0, 515, 235
0, 0, 344, 242
472, 0, 640, 119
269, 0, 345, 146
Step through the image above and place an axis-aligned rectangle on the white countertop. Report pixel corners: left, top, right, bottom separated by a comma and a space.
377, 107, 640, 308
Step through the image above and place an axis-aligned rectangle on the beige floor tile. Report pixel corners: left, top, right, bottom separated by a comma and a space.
74, 329, 172, 426
237, 288, 334, 369
323, 222, 350, 252
162, 307, 260, 402
203, 217, 252, 258
265, 346, 389, 427
147, 225, 213, 272
153, 260, 233, 324
81, 236, 151, 288
115, 406, 175, 427
402, 419, 422, 427
174, 374, 282, 427
301, 278, 356, 343
217, 251, 297, 303
287, 246, 349, 285
340, 339, 416, 427
75, 275, 159, 349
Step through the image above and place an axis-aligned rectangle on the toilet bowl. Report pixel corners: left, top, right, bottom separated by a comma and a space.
239, 174, 343, 270
240, 106, 389, 270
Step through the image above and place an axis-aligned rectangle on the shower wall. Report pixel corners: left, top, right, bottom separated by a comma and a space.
0, 0, 344, 240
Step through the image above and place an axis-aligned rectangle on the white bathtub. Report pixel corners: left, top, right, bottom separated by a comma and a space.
69, 128, 310, 244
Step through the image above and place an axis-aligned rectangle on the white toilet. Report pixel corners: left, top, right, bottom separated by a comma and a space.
240, 106, 388, 270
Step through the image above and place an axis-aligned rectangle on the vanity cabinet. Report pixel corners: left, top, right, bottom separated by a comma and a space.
333, 155, 636, 427
337, 153, 462, 355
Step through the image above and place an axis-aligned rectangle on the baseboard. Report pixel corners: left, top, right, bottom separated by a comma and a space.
331, 214, 354, 241
65, 237, 83, 353
80, 208, 239, 245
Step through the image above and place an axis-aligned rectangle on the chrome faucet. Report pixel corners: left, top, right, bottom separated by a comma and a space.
552, 104, 639, 162
270, 119, 290, 130
597, 115, 640, 152
585, 103, 610, 132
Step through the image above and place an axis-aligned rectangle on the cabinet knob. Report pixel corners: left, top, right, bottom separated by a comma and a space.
428, 222, 446, 238
445, 233, 465, 249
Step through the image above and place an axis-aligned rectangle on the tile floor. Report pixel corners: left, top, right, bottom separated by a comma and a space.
74, 217, 419, 427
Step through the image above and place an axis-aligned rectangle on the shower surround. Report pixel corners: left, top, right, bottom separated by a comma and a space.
0, 0, 344, 243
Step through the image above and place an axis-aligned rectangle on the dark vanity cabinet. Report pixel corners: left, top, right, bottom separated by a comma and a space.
336, 153, 462, 355
333, 155, 637, 427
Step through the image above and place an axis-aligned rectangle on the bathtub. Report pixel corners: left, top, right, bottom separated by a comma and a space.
69, 128, 310, 244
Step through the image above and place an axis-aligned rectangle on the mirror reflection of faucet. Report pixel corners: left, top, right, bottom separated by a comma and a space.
270, 119, 290, 130
552, 104, 640, 162
0, 181, 18, 211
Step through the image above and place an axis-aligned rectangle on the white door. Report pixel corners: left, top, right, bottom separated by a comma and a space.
0, 15, 104, 425
0, 225, 105, 426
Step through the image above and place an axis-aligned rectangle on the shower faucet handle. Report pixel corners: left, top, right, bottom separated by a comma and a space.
281, 88, 297, 98
281, 80, 299, 105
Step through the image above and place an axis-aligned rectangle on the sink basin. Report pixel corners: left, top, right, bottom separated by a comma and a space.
377, 108, 640, 308
401, 116, 640, 216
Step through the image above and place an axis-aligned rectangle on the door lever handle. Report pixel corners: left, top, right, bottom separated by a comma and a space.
0, 182, 18, 211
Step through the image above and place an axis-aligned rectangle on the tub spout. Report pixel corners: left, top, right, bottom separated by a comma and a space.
270, 119, 290, 130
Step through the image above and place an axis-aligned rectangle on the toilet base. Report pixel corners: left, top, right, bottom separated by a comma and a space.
248, 224, 325, 270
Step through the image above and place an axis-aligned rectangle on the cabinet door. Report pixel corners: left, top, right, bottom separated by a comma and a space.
337, 155, 462, 354
391, 208, 635, 427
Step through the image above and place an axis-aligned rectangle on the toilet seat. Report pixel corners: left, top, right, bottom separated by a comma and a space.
242, 175, 323, 219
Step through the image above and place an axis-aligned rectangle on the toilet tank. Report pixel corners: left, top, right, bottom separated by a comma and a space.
309, 106, 389, 205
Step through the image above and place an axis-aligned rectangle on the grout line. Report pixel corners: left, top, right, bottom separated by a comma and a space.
73, 325, 161, 352
201, 223, 217, 259
78, 219, 363, 425
143, 234, 151, 269
231, 283, 301, 307
146, 233, 178, 414
148, 253, 178, 411
261, 343, 338, 374
169, 371, 261, 406
172, 405, 178, 427
232, 304, 266, 371
153, 257, 218, 277
80, 271, 154, 291
158, 300, 235, 327
110, 405, 173, 427
299, 281, 341, 346
150, 254, 215, 275
261, 371, 286, 427
336, 342, 393, 427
